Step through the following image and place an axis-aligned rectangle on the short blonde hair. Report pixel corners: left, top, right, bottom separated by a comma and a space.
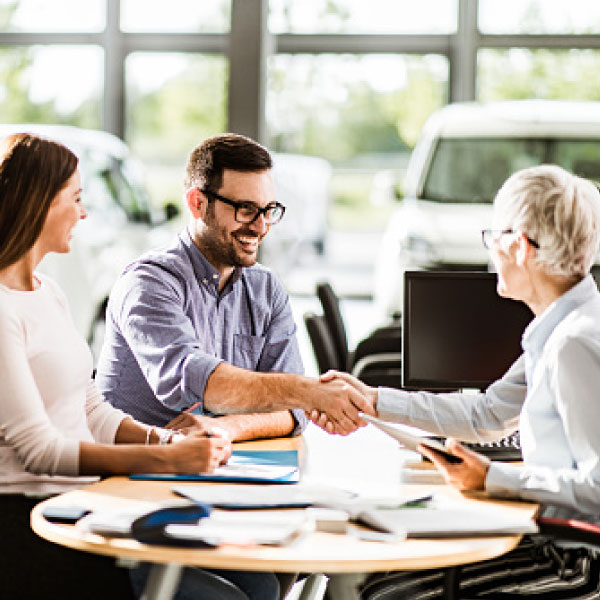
493, 164, 600, 278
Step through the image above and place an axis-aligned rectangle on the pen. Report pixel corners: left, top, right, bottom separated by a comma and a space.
399, 494, 433, 508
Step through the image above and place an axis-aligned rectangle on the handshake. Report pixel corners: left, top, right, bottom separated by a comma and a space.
305, 370, 378, 435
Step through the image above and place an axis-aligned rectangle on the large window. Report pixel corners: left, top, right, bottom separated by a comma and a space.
125, 52, 228, 207
478, 49, 600, 102
479, 0, 600, 34
0, 0, 105, 32
267, 53, 448, 229
4, 0, 600, 298
0, 44, 103, 128
269, 0, 457, 34
120, 0, 230, 33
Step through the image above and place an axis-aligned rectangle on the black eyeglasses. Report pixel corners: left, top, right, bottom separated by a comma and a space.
481, 229, 539, 250
202, 189, 285, 225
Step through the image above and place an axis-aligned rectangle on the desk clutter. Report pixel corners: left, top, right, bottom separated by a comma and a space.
59, 481, 537, 549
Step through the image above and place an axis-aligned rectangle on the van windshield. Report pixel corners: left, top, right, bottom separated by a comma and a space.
422, 138, 600, 204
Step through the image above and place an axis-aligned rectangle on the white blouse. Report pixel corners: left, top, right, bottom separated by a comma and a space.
0, 274, 126, 495
377, 276, 600, 522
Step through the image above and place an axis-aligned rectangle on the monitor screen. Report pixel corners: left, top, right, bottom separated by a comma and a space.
402, 271, 533, 391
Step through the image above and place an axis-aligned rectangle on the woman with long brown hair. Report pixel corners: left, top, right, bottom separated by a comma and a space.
0, 133, 279, 600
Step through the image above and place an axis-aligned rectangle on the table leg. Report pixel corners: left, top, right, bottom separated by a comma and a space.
140, 562, 183, 600
296, 573, 329, 600
443, 566, 461, 600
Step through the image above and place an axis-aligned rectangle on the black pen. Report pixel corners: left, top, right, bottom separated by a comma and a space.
398, 494, 433, 508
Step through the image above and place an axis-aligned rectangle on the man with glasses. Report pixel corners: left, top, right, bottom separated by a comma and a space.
96, 134, 371, 446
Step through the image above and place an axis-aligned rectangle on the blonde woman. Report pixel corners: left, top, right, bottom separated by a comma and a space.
319, 165, 600, 599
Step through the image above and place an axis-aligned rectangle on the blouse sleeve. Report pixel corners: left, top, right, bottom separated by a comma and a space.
486, 336, 600, 517
0, 301, 79, 476
85, 380, 128, 444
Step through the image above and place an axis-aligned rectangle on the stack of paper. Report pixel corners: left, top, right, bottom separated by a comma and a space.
164, 510, 312, 546
358, 506, 538, 538
173, 482, 357, 508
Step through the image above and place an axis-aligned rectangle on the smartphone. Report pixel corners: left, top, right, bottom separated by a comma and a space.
359, 412, 463, 464
42, 505, 91, 524
418, 439, 463, 464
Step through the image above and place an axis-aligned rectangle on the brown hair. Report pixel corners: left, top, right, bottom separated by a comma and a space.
0, 133, 78, 270
184, 133, 272, 193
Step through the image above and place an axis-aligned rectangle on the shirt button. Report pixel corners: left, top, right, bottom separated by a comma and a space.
212, 274, 218, 279
202, 278, 208, 284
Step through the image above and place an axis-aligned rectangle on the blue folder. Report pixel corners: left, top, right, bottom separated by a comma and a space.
130, 450, 299, 483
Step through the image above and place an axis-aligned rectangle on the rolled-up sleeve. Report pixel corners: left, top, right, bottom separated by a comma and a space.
255, 278, 307, 435
113, 265, 222, 412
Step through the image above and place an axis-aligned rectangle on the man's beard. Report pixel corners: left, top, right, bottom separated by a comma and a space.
198, 208, 259, 269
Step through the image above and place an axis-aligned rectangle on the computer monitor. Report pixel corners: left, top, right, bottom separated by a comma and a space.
402, 271, 533, 391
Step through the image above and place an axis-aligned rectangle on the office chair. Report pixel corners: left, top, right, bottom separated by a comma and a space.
303, 312, 341, 373
315, 282, 402, 386
306, 284, 402, 388
316, 282, 350, 370
537, 516, 600, 546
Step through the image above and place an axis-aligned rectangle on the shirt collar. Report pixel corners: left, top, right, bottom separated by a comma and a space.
180, 228, 243, 292
522, 274, 598, 355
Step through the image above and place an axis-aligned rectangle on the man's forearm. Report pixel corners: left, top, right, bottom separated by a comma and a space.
203, 363, 312, 414
203, 362, 376, 435
214, 411, 294, 441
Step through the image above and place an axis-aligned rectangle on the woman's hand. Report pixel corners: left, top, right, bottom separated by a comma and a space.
169, 430, 232, 474
166, 412, 236, 441
417, 438, 491, 491
305, 370, 378, 434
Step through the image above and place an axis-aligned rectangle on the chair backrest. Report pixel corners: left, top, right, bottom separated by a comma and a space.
303, 312, 342, 374
353, 325, 402, 366
316, 282, 348, 370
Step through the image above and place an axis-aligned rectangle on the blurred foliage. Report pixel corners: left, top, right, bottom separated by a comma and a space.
0, 46, 100, 128
0, 0, 18, 29
126, 55, 228, 165
478, 48, 600, 102
6, 0, 600, 229
268, 54, 447, 162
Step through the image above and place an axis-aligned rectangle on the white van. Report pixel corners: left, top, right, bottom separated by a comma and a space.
374, 100, 600, 317
0, 124, 178, 357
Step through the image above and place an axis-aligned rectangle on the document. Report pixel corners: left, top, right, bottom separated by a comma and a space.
358, 505, 538, 538
359, 413, 462, 463
131, 449, 300, 483
173, 482, 358, 509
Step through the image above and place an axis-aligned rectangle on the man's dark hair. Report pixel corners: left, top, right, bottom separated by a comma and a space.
184, 133, 272, 193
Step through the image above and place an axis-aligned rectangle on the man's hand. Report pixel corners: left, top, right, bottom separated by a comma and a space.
307, 370, 378, 435
306, 372, 376, 435
417, 438, 491, 491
